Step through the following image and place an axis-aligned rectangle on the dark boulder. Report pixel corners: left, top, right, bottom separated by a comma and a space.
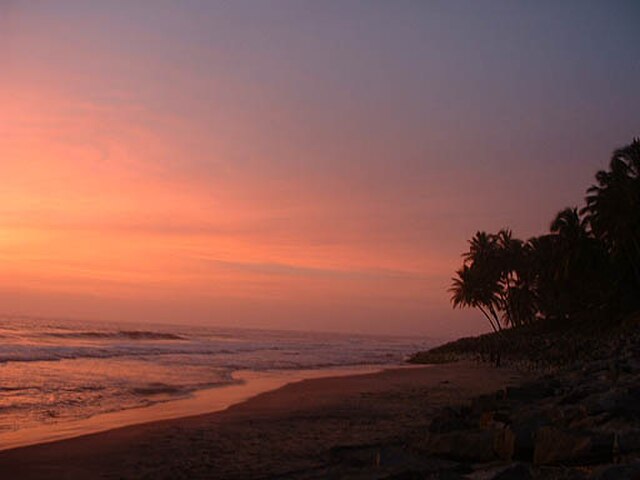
533, 427, 614, 466
613, 387, 640, 420
617, 430, 640, 455
425, 428, 514, 463
428, 406, 474, 433
491, 463, 532, 480
506, 382, 555, 402
510, 414, 553, 461
590, 462, 640, 480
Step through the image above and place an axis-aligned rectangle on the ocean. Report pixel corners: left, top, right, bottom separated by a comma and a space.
0, 316, 427, 443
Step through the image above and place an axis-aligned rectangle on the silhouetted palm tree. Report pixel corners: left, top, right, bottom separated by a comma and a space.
551, 207, 585, 241
549, 207, 587, 282
526, 234, 561, 319
583, 139, 640, 282
503, 282, 538, 326
463, 231, 499, 266
449, 139, 640, 332
450, 264, 502, 332
453, 229, 537, 329
495, 229, 529, 326
583, 139, 640, 310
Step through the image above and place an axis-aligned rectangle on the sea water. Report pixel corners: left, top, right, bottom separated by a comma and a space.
0, 316, 427, 440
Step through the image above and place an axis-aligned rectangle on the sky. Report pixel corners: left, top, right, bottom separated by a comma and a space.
0, 1, 639, 337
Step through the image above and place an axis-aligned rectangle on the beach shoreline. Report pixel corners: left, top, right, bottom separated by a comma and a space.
0, 364, 393, 452
0, 361, 523, 479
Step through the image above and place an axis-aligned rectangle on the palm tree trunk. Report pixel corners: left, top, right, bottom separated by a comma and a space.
479, 306, 503, 367
499, 290, 513, 327
487, 303, 503, 331
478, 305, 499, 333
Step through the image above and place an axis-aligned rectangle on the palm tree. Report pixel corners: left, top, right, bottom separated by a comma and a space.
454, 229, 535, 329
583, 139, 640, 289
448, 140, 640, 330
503, 282, 538, 326
549, 207, 587, 282
461, 231, 506, 327
527, 234, 561, 319
528, 208, 611, 320
551, 208, 585, 242
450, 264, 502, 332
463, 231, 499, 267
495, 229, 528, 326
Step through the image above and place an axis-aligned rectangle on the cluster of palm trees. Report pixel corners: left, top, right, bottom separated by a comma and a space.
451, 139, 640, 332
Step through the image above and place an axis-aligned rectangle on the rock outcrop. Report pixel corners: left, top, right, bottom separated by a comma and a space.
404, 318, 640, 479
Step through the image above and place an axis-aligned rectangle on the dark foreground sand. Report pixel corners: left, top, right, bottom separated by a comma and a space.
0, 362, 524, 479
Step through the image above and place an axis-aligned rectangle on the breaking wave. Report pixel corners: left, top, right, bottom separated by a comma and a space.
0, 316, 427, 438
47, 330, 185, 341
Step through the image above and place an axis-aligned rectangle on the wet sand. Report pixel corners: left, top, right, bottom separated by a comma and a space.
0, 361, 524, 479
0, 365, 386, 452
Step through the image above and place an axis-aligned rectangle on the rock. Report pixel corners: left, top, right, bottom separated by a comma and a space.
425, 431, 494, 462
582, 360, 609, 375
584, 386, 640, 420
533, 427, 614, 466
506, 382, 554, 402
510, 414, 552, 461
570, 411, 615, 431
496, 427, 515, 460
479, 411, 495, 428
493, 411, 511, 424
327, 444, 465, 479
471, 393, 508, 416
590, 462, 640, 480
620, 358, 640, 374
491, 463, 532, 480
613, 387, 640, 420
561, 382, 609, 405
561, 389, 587, 405
617, 430, 640, 455
425, 429, 510, 463
535, 466, 590, 479
329, 444, 387, 467
584, 390, 618, 416
428, 406, 473, 433
563, 405, 588, 426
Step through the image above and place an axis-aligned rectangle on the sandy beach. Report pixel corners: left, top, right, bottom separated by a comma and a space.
0, 361, 523, 479
0, 365, 389, 452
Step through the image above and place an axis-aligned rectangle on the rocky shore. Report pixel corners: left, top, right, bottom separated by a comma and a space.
397, 315, 640, 479
409, 313, 639, 372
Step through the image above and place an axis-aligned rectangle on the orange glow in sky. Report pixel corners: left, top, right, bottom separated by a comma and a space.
1, 2, 637, 336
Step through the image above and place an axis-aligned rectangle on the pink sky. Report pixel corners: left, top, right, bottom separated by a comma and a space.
1, 2, 638, 336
